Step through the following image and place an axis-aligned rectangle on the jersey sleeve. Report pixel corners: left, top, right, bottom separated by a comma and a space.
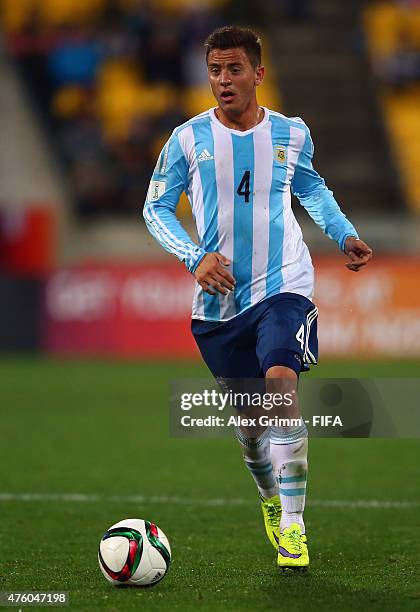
143, 131, 206, 273
291, 123, 358, 251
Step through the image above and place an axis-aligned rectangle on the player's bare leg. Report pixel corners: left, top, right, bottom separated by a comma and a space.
266, 366, 309, 571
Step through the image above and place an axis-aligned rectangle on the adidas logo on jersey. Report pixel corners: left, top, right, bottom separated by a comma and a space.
197, 149, 214, 162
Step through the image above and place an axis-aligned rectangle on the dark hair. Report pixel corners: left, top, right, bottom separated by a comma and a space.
204, 26, 262, 68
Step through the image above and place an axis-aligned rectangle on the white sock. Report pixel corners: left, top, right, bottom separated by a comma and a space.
235, 427, 278, 499
270, 432, 308, 533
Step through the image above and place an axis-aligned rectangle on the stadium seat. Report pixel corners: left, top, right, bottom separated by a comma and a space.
1, 0, 38, 32
383, 88, 420, 212
363, 1, 402, 58
51, 85, 87, 118
363, 2, 420, 214
183, 86, 216, 117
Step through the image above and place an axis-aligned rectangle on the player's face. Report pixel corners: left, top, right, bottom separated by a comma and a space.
207, 47, 264, 115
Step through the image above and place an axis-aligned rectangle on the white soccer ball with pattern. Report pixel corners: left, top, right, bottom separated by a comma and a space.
98, 518, 171, 586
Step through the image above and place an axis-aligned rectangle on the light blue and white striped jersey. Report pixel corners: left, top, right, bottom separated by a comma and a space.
143, 107, 358, 322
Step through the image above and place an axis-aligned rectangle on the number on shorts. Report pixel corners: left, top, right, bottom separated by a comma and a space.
295, 324, 305, 350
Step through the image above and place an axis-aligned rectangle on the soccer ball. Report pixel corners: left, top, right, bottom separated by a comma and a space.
98, 518, 171, 586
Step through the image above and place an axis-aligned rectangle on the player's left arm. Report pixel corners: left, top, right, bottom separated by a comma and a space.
291, 122, 373, 272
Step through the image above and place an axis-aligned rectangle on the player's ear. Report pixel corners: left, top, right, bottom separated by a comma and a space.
255, 65, 265, 87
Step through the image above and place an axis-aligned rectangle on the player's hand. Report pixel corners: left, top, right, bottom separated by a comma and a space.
194, 252, 236, 295
344, 237, 373, 272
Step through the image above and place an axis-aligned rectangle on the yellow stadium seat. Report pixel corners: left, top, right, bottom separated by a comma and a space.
363, 1, 403, 58
406, 8, 420, 49
382, 88, 420, 213
136, 83, 177, 116
176, 192, 193, 220
1, 0, 104, 30
97, 60, 141, 90
96, 58, 177, 140
152, 134, 168, 161
149, 0, 229, 15
51, 85, 87, 118
96, 81, 142, 141
258, 81, 281, 111
183, 86, 216, 116
39, 0, 106, 26
1, 0, 38, 32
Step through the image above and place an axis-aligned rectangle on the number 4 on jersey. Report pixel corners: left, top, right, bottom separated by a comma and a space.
237, 170, 251, 203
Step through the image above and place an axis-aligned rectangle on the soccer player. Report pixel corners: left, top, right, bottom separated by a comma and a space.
143, 26, 373, 570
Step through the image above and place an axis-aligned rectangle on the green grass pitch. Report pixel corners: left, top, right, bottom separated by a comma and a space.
0, 357, 419, 611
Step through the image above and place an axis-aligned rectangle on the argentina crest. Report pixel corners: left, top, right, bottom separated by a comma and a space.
274, 144, 287, 164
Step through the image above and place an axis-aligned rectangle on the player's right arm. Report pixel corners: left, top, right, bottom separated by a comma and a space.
143, 131, 207, 274
143, 131, 235, 294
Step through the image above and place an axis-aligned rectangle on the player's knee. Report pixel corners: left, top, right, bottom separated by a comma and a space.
265, 365, 297, 380
262, 348, 301, 377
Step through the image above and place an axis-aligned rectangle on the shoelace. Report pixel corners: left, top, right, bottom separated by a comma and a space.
285, 528, 303, 553
266, 502, 281, 528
